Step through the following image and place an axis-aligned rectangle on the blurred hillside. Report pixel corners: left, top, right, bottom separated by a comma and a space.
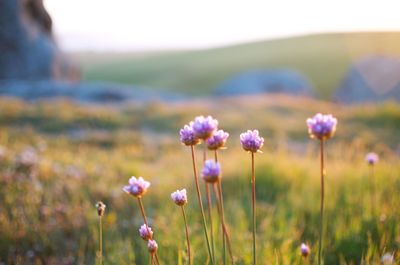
73, 32, 400, 99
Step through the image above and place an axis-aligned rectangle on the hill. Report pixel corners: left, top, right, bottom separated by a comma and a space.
72, 32, 400, 99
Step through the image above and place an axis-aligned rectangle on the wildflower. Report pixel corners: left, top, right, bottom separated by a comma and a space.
17, 147, 38, 167
95, 201, 106, 217
240, 130, 264, 153
147, 239, 158, 253
180, 124, 200, 146
139, 224, 153, 241
300, 243, 311, 258
201, 160, 221, 183
171, 189, 188, 206
191, 116, 218, 140
306, 113, 337, 140
365, 152, 379, 165
206, 130, 229, 150
123, 176, 151, 198
381, 253, 394, 265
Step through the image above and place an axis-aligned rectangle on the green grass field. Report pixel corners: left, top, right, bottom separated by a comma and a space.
73, 32, 400, 99
0, 95, 399, 264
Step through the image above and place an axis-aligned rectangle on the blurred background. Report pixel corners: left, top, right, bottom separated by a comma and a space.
0, 0, 399, 264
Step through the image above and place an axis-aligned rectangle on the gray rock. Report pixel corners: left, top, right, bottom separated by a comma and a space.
334, 56, 400, 103
215, 69, 314, 96
0, 0, 78, 81
0, 80, 185, 103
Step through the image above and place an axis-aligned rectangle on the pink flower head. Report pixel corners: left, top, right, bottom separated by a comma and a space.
365, 152, 379, 165
147, 239, 158, 253
206, 129, 229, 150
300, 243, 311, 257
123, 176, 151, 198
190, 115, 218, 140
171, 189, 188, 206
138, 224, 153, 241
240, 130, 264, 153
180, 124, 200, 146
201, 160, 221, 183
306, 113, 337, 140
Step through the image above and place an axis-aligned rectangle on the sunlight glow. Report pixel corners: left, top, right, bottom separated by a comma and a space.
44, 0, 400, 51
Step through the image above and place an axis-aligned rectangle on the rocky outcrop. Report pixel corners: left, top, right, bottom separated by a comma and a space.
215, 69, 314, 96
334, 56, 400, 103
0, 0, 79, 81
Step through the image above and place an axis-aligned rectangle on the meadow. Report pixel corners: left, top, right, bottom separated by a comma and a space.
73, 32, 400, 99
0, 95, 399, 264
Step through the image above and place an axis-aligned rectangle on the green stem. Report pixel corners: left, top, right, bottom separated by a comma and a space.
251, 152, 256, 265
318, 139, 325, 265
99, 216, 103, 265
206, 184, 216, 263
181, 206, 192, 265
190, 145, 214, 265
369, 164, 376, 217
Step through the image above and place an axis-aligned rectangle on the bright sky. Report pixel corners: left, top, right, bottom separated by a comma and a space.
44, 0, 400, 52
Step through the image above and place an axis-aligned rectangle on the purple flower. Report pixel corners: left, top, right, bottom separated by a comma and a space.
95, 201, 106, 217
147, 239, 158, 253
180, 124, 200, 146
191, 115, 218, 140
206, 129, 229, 150
306, 113, 337, 140
300, 243, 311, 257
365, 152, 379, 165
171, 189, 188, 206
123, 176, 151, 198
139, 224, 153, 241
201, 160, 221, 183
381, 253, 394, 265
240, 130, 264, 153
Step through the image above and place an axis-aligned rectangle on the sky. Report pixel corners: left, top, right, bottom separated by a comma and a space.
44, 0, 400, 52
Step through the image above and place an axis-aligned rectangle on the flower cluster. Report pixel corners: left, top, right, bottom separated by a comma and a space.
300, 243, 311, 257
180, 125, 200, 146
306, 113, 337, 140
201, 160, 221, 183
95, 201, 106, 217
207, 130, 229, 150
139, 224, 153, 240
171, 189, 188, 206
365, 152, 379, 165
122, 176, 151, 198
240, 130, 264, 153
191, 115, 218, 140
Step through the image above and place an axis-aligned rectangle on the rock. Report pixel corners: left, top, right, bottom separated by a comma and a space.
215, 69, 314, 96
0, 80, 185, 103
334, 56, 400, 103
0, 0, 79, 81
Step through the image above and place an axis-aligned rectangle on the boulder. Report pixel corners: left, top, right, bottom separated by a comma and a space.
0, 0, 79, 81
215, 69, 314, 96
334, 56, 400, 103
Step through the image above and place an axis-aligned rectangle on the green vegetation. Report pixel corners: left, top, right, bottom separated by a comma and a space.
0, 96, 399, 264
74, 32, 400, 99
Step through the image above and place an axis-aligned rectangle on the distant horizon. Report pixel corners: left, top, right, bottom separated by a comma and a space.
65, 30, 400, 54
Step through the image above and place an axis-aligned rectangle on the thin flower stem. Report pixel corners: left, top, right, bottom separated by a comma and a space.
99, 216, 103, 265
214, 151, 226, 265
318, 139, 325, 265
206, 184, 216, 263
369, 164, 376, 217
190, 145, 215, 265
181, 206, 192, 265
251, 152, 256, 265
215, 182, 235, 264
137, 198, 161, 265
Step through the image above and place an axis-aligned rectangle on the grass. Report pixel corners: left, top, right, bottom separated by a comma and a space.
73, 31, 400, 99
0, 95, 399, 264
